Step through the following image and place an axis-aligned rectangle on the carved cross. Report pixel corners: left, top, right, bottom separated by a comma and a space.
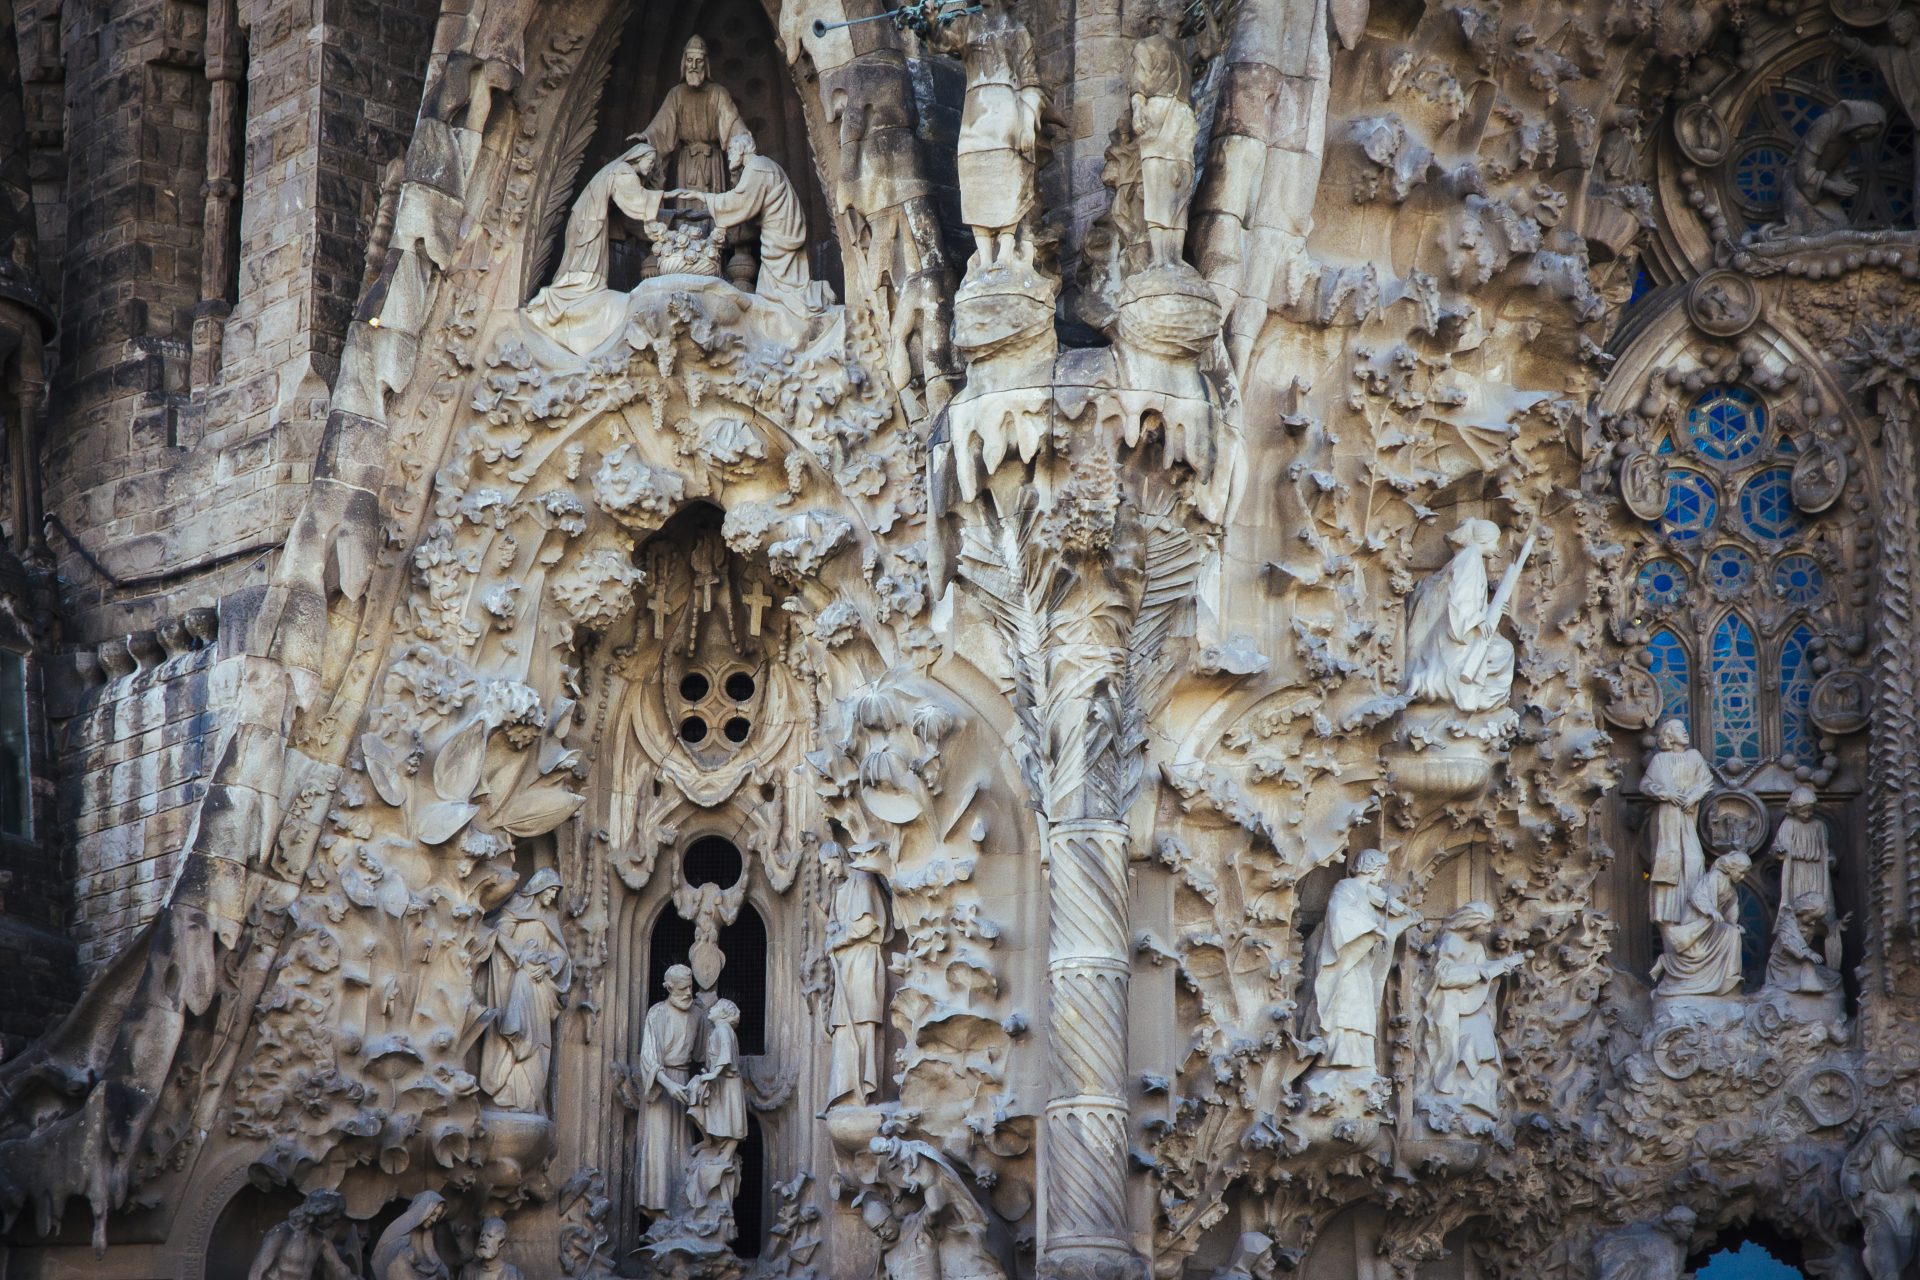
742, 583, 773, 637
647, 589, 672, 639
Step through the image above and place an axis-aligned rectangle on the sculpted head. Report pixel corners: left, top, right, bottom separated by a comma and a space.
665, 964, 696, 1008
1716, 852, 1752, 884
476, 1218, 506, 1261
683, 36, 709, 87
1896, 10, 1919, 44
523, 866, 562, 908
1351, 848, 1389, 881
1788, 784, 1817, 817
1445, 901, 1495, 934
1447, 518, 1501, 551
1656, 718, 1689, 752
726, 129, 757, 178
625, 139, 660, 181
709, 997, 740, 1027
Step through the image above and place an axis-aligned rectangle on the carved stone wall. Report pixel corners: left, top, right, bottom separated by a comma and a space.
6, 0, 1920, 1278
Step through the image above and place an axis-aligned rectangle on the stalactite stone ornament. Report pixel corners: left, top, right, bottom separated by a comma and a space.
1846, 1107, 1920, 1280
1417, 902, 1529, 1135
616, 963, 702, 1216
1307, 849, 1416, 1070
480, 866, 572, 1114
1644, 719, 1714, 929
825, 841, 893, 1108
1402, 519, 1525, 715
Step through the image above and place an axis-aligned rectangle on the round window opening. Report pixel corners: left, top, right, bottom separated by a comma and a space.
724, 716, 752, 743
679, 673, 711, 702
725, 671, 756, 702
679, 716, 709, 744
683, 834, 745, 886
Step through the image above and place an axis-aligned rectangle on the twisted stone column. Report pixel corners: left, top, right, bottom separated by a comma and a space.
1042, 816, 1140, 1279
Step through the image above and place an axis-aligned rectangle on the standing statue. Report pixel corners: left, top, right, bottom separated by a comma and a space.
460, 1218, 522, 1280
1418, 902, 1528, 1131
1845, 1107, 1920, 1280
671, 857, 749, 992
527, 142, 664, 350
371, 1191, 451, 1280
683, 998, 748, 1239
481, 867, 572, 1113
1779, 99, 1887, 236
1402, 520, 1530, 715
1128, 33, 1198, 270
935, 0, 1046, 272
246, 1189, 358, 1280
1643, 719, 1712, 928
682, 133, 823, 318
1651, 851, 1752, 999
1775, 785, 1836, 936
638, 36, 749, 196
1308, 849, 1416, 1069
616, 964, 702, 1216
825, 842, 893, 1107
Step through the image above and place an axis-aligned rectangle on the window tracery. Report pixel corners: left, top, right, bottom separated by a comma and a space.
1629, 382, 1847, 787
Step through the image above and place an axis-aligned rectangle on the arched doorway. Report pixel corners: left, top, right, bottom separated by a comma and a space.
645, 836, 768, 1054
204, 1184, 302, 1280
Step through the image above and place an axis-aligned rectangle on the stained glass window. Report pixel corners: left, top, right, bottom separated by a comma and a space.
1706, 546, 1754, 595
1639, 559, 1688, 608
1647, 629, 1691, 731
1774, 554, 1824, 606
1781, 624, 1816, 767
1738, 467, 1805, 542
1710, 614, 1761, 770
1686, 386, 1766, 462
1663, 470, 1719, 543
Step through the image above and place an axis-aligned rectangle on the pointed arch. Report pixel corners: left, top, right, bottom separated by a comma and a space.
1709, 612, 1761, 772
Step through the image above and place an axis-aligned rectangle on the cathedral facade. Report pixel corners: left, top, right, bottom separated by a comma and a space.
0, 0, 1915, 1276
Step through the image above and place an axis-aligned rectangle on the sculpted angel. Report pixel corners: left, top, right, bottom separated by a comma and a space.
1403, 519, 1526, 714
1643, 719, 1712, 927
672, 856, 748, 991
480, 867, 571, 1113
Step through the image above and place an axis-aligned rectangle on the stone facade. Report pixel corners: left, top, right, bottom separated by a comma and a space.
2, 0, 1920, 1278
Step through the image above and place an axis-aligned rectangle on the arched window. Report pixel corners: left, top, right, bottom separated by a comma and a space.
1627, 384, 1838, 785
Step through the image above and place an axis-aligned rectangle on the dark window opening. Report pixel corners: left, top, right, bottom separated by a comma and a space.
0, 651, 32, 839
648, 875, 767, 1054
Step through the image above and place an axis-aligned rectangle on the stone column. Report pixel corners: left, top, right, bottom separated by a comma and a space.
1042, 816, 1140, 1279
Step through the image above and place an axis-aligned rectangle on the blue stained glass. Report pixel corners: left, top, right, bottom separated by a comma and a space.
1662, 470, 1719, 543
1776, 432, 1797, 455
1697, 1239, 1803, 1278
1771, 89, 1824, 137
1734, 144, 1791, 214
1639, 558, 1687, 607
1739, 467, 1806, 542
1706, 546, 1754, 594
1629, 267, 1652, 305
1833, 58, 1886, 103
1737, 881, 1771, 987
1774, 554, 1824, 605
1781, 624, 1817, 767
1711, 613, 1762, 770
1647, 628, 1691, 731
1686, 386, 1766, 462
1655, 434, 1675, 455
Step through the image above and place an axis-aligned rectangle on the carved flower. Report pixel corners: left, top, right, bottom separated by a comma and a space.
483, 681, 546, 749
551, 544, 644, 633
535, 489, 589, 537
593, 444, 687, 532
389, 643, 477, 718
